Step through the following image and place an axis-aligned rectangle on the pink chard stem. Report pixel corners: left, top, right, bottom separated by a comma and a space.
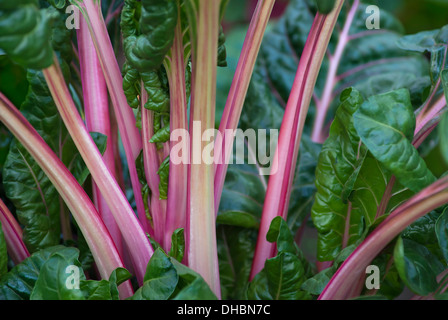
0, 93, 133, 298
214, 0, 276, 214
141, 96, 166, 244
43, 58, 153, 285
250, 0, 345, 280
0, 198, 30, 264
77, 14, 124, 258
311, 0, 359, 143
188, 0, 222, 298
75, 0, 151, 234
164, 12, 189, 252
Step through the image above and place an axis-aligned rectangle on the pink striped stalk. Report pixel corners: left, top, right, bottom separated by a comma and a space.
0, 92, 133, 298
141, 96, 166, 245
214, 0, 276, 214
74, 0, 150, 234
163, 12, 189, 251
187, 0, 222, 298
77, 14, 123, 257
0, 198, 29, 264
311, 0, 359, 143
42, 59, 153, 285
319, 176, 448, 300
249, 1, 345, 280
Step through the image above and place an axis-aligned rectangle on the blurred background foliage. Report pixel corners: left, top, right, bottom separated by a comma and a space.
1, 0, 447, 118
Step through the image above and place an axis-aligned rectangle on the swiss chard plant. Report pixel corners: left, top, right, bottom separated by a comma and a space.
0, 0, 447, 301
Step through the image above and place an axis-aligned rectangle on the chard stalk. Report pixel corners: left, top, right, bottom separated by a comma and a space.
0, 198, 29, 264
77, 14, 123, 257
311, 0, 359, 143
141, 96, 166, 244
163, 12, 189, 251
72, 0, 149, 233
249, 1, 345, 280
319, 176, 448, 300
187, 0, 222, 298
43, 58, 153, 285
0, 92, 133, 298
214, 0, 276, 213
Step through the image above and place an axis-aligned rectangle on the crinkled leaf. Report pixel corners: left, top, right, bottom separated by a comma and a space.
122, 63, 140, 109
311, 88, 371, 261
135, 150, 151, 223
0, 2, 58, 69
142, 69, 170, 112
122, 0, 177, 72
217, 25, 227, 67
353, 89, 436, 193
150, 124, 170, 143
394, 237, 444, 296
157, 156, 169, 200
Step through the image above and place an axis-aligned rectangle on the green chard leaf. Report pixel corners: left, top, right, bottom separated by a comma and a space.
157, 156, 170, 200
246, 217, 312, 300
80, 268, 132, 300
168, 228, 185, 263
311, 88, 389, 261
0, 1, 58, 69
131, 248, 178, 300
141, 69, 170, 113
353, 88, 436, 193
122, 0, 177, 73
0, 246, 76, 300
130, 248, 217, 300
301, 244, 356, 296
30, 249, 85, 300
394, 237, 444, 296
170, 258, 217, 300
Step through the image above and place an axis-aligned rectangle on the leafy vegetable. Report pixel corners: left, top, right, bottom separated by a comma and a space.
353, 89, 436, 193
1, 0, 448, 303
